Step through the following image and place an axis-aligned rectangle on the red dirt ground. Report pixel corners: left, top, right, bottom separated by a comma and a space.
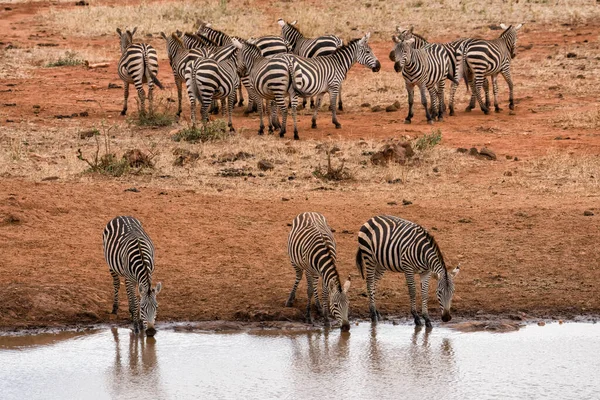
1, 2, 599, 330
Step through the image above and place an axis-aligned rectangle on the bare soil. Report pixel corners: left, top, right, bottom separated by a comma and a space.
1, 2, 599, 330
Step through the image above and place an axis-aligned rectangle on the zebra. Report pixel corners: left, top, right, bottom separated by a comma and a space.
356, 215, 459, 328
392, 36, 460, 124
116, 27, 163, 116
185, 44, 239, 130
287, 212, 351, 331
462, 23, 523, 114
391, 26, 476, 116
288, 33, 380, 131
232, 38, 299, 139
103, 216, 162, 336
278, 18, 344, 111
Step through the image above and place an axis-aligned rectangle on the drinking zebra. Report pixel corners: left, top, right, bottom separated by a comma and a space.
392, 36, 459, 124
288, 33, 380, 133
278, 18, 344, 110
232, 38, 299, 138
116, 28, 163, 116
462, 24, 523, 114
356, 215, 459, 328
391, 27, 475, 116
287, 212, 351, 331
185, 44, 239, 130
103, 216, 162, 336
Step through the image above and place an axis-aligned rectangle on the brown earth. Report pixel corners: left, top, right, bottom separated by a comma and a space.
1, 2, 599, 330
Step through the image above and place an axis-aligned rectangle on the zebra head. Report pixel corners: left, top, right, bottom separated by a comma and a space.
392, 36, 415, 74
278, 18, 301, 49
499, 23, 523, 59
140, 282, 162, 336
116, 27, 137, 54
160, 32, 185, 61
357, 33, 381, 72
437, 266, 459, 322
232, 38, 260, 76
329, 277, 352, 332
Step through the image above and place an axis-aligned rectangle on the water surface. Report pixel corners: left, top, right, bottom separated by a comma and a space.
1, 323, 599, 399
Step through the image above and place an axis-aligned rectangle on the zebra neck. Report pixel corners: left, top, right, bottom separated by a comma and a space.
329, 42, 358, 73
286, 27, 303, 49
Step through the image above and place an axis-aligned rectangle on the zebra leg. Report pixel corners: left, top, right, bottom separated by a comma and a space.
271, 100, 281, 131
310, 96, 315, 110
473, 75, 490, 114
449, 80, 458, 116
338, 84, 343, 112
121, 83, 129, 116
502, 66, 515, 110
438, 80, 446, 121
405, 84, 415, 124
311, 273, 323, 315
405, 271, 422, 326
329, 88, 342, 129
366, 267, 384, 322
321, 280, 331, 328
419, 84, 433, 124
286, 264, 303, 307
311, 95, 324, 129
135, 85, 147, 116
420, 271, 432, 328
257, 97, 265, 135
125, 278, 140, 333
220, 99, 226, 117
175, 78, 183, 118
227, 93, 236, 132
492, 75, 502, 112
237, 84, 244, 107
465, 72, 477, 112
305, 274, 316, 323
484, 78, 491, 109
288, 90, 299, 140
277, 97, 288, 138
110, 271, 120, 314
148, 82, 154, 115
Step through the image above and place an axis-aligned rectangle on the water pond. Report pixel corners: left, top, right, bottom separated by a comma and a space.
1, 322, 599, 399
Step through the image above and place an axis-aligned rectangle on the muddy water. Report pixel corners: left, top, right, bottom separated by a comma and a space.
1, 323, 599, 399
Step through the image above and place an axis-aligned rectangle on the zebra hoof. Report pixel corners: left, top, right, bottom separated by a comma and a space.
509, 104, 515, 111
120, 110, 127, 116
404, 119, 411, 124
438, 117, 444, 122
425, 320, 433, 329
334, 124, 342, 129
294, 133, 299, 140
338, 105, 344, 112
311, 122, 317, 129
464, 107, 473, 113
483, 109, 490, 115
449, 110, 455, 116
495, 107, 502, 113
427, 120, 434, 125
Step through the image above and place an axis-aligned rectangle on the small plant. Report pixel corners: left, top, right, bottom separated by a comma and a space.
414, 129, 442, 151
172, 120, 230, 143
135, 109, 175, 127
46, 51, 83, 67
313, 148, 353, 181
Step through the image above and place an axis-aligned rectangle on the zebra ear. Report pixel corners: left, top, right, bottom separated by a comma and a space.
515, 23, 523, 30
396, 25, 402, 32
116, 28, 122, 36
291, 20, 297, 26
392, 35, 400, 43
365, 32, 371, 42
231, 38, 243, 49
500, 23, 508, 30
408, 26, 414, 33
406, 37, 416, 46
160, 32, 167, 40
131, 27, 138, 36
155, 282, 162, 294
278, 18, 285, 27
451, 265, 460, 278
343, 277, 351, 294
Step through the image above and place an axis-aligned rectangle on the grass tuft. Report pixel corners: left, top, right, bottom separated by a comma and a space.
46, 51, 84, 67
172, 120, 230, 143
414, 129, 442, 151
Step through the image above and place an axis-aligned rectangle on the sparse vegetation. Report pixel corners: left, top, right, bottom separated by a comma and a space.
414, 129, 442, 151
313, 149, 353, 181
46, 51, 84, 67
172, 120, 230, 143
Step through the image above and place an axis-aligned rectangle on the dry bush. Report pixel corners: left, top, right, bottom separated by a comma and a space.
552, 108, 600, 130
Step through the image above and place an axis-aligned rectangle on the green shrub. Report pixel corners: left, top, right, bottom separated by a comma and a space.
172, 120, 229, 143
414, 129, 442, 151
46, 51, 83, 67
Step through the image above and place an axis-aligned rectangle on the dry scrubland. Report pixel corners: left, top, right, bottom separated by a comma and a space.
0, 0, 600, 328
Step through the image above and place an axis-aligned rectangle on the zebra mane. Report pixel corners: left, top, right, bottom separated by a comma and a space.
136, 238, 152, 293
284, 22, 304, 38
318, 230, 342, 291
171, 32, 185, 48
424, 229, 449, 280
333, 38, 360, 54
185, 32, 218, 47
410, 31, 428, 42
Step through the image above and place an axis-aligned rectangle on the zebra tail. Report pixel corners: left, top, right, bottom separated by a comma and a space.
287, 57, 303, 94
186, 61, 202, 102
459, 44, 470, 93
143, 51, 164, 90
356, 247, 366, 280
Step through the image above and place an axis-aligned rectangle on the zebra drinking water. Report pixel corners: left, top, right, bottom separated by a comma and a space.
287, 212, 351, 331
116, 28, 163, 116
392, 36, 459, 124
462, 23, 523, 114
103, 216, 162, 336
288, 33, 380, 133
356, 215, 459, 328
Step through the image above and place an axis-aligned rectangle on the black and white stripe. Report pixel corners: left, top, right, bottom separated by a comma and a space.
287, 212, 351, 331
103, 216, 162, 336
278, 18, 345, 110
356, 215, 459, 327
462, 23, 523, 114
116, 28, 163, 116
185, 44, 239, 130
233, 39, 299, 139
392, 36, 459, 124
289, 33, 380, 132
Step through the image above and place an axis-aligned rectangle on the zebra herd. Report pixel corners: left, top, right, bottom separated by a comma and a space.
103, 212, 459, 336
115, 20, 522, 139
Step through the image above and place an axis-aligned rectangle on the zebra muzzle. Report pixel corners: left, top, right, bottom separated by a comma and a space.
372, 61, 381, 72
146, 327, 157, 337
441, 312, 452, 323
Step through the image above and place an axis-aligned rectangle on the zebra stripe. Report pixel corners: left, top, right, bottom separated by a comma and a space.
116, 28, 163, 116
462, 23, 523, 114
185, 44, 239, 130
278, 18, 345, 110
288, 33, 380, 131
233, 39, 299, 139
392, 36, 458, 124
356, 215, 459, 327
393, 27, 474, 116
103, 216, 162, 336
287, 212, 351, 331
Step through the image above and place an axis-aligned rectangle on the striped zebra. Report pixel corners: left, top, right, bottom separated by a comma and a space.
116, 28, 163, 116
232, 39, 299, 139
288, 33, 380, 131
160, 32, 213, 119
356, 215, 459, 327
392, 27, 476, 116
462, 24, 523, 114
278, 18, 344, 110
185, 44, 239, 130
103, 216, 162, 336
287, 212, 351, 331
392, 36, 460, 124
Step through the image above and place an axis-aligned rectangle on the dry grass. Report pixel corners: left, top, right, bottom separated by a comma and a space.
552, 108, 600, 130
